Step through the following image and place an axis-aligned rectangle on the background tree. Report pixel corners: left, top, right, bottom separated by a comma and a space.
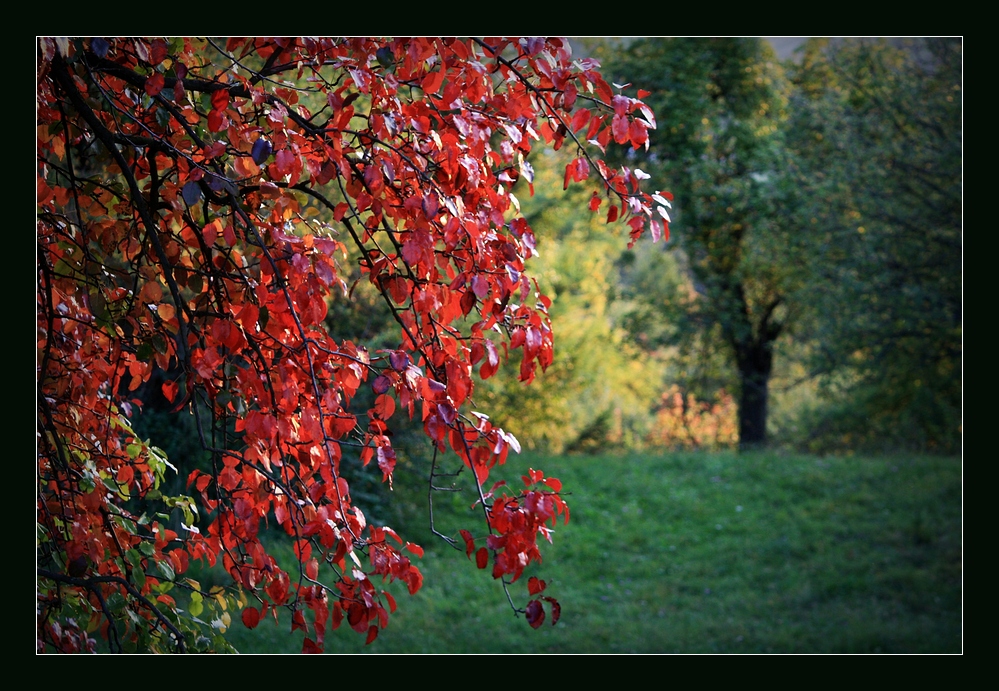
786, 38, 962, 452
599, 38, 800, 448
596, 37, 961, 453
36, 37, 662, 652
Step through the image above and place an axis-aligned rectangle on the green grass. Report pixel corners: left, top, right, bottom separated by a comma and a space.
209, 450, 961, 653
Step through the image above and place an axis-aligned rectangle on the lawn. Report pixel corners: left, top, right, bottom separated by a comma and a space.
211, 449, 961, 653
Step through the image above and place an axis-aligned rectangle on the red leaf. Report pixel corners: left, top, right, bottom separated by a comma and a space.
460, 529, 475, 557
149, 40, 169, 66
294, 539, 312, 563
544, 596, 561, 625
292, 609, 308, 633
371, 375, 392, 395
208, 109, 226, 132
585, 113, 604, 141
630, 118, 649, 149
460, 289, 477, 316
161, 380, 178, 403
405, 565, 423, 594
436, 402, 456, 425
116, 464, 134, 486
211, 89, 230, 111
241, 606, 261, 629
376, 445, 396, 481
479, 340, 499, 380
526, 599, 545, 629
612, 114, 630, 145
524, 467, 544, 485
144, 73, 165, 97
360, 446, 374, 467
471, 274, 489, 298
302, 637, 322, 654
597, 124, 612, 150
528, 576, 546, 595
475, 547, 488, 569
372, 393, 396, 420
389, 351, 410, 371
194, 473, 211, 493
422, 69, 444, 95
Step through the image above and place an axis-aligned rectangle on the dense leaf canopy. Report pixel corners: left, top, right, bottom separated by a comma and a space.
36, 37, 662, 652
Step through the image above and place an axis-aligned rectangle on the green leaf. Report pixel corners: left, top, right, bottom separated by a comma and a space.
158, 559, 175, 581
106, 592, 126, 613
153, 579, 173, 594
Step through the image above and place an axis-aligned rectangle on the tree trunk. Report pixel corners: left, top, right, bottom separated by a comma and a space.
736, 342, 773, 450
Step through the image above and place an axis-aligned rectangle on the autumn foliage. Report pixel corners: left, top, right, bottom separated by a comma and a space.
647, 386, 739, 450
36, 37, 665, 652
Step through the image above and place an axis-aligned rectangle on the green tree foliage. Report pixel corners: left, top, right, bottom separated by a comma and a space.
596, 37, 960, 453
599, 38, 800, 448
787, 38, 962, 453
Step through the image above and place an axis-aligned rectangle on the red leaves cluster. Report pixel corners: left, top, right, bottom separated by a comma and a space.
36, 37, 660, 653
460, 469, 567, 626
485, 469, 568, 583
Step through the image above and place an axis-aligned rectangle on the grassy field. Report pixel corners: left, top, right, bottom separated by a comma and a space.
209, 449, 961, 653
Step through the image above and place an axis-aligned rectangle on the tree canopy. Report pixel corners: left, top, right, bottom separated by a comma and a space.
786, 38, 962, 452
36, 37, 663, 653
598, 37, 961, 452
600, 38, 798, 448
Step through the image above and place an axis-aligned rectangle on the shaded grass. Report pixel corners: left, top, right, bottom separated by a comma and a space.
212, 450, 961, 653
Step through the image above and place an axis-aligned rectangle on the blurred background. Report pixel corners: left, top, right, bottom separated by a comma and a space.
134, 37, 962, 653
